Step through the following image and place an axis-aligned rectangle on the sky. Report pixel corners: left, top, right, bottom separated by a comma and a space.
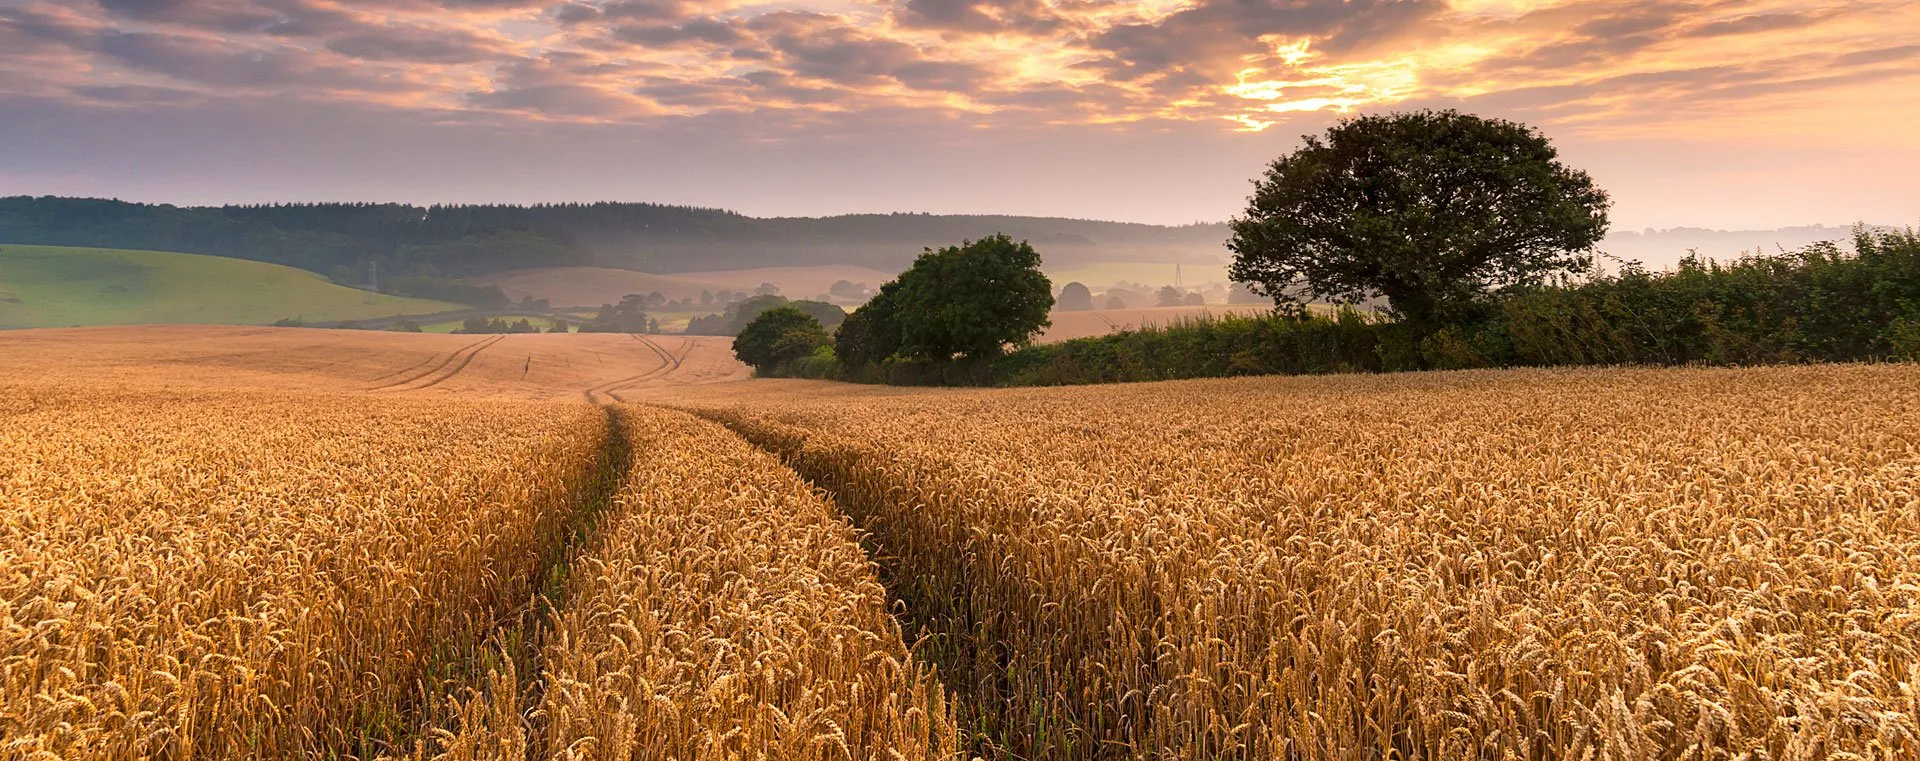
0, 0, 1916, 229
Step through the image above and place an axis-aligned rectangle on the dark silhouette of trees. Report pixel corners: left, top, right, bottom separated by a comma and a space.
1057, 282, 1094, 311
1, 196, 1238, 279
1156, 285, 1185, 307
834, 280, 902, 368
1226, 282, 1265, 304
579, 295, 651, 333
685, 295, 845, 336
1228, 110, 1610, 333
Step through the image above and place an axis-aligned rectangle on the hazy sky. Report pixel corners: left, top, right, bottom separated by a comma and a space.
1, 0, 1916, 228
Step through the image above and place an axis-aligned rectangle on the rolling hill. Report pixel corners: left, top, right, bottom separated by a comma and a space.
0, 245, 460, 329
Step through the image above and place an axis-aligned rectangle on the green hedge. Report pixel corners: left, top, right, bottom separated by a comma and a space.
768, 228, 1919, 386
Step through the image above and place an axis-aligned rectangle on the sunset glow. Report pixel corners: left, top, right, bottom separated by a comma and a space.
1, 0, 1915, 226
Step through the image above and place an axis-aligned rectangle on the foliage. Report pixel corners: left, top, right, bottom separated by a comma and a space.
1156, 285, 1185, 307
1056, 282, 1094, 311
834, 280, 903, 368
816, 234, 1053, 379
0, 195, 1247, 277
1228, 110, 1610, 331
386, 276, 512, 309
892, 234, 1054, 361
995, 308, 1381, 385
1226, 282, 1266, 304
579, 295, 652, 333
733, 306, 831, 374
686, 294, 846, 336
994, 228, 1920, 385
1480, 227, 1920, 366
452, 316, 540, 334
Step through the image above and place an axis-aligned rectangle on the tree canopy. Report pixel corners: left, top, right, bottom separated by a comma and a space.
834, 280, 902, 368
1056, 282, 1094, 311
1227, 110, 1610, 330
893, 234, 1053, 361
732, 306, 829, 374
579, 294, 652, 333
685, 294, 845, 336
834, 234, 1053, 369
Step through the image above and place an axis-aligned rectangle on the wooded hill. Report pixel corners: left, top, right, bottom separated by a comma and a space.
0, 197, 1229, 283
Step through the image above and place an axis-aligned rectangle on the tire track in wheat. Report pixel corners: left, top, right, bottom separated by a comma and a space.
375, 335, 505, 392
582, 336, 675, 404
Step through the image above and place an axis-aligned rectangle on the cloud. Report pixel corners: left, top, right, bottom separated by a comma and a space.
0, 0, 1908, 142
894, 0, 1067, 34
325, 24, 505, 63
1089, 0, 1446, 82
609, 17, 746, 48
94, 0, 282, 32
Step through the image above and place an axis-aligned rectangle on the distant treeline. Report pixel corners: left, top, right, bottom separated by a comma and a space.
0, 196, 1227, 281
792, 229, 1920, 385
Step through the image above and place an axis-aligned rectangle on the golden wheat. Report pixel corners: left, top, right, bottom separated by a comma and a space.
435, 405, 959, 760
0, 384, 606, 759
673, 364, 1920, 760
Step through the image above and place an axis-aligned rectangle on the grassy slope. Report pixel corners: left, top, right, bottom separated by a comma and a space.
0, 245, 460, 329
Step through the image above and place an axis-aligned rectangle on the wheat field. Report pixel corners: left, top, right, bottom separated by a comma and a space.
673, 364, 1920, 760
430, 406, 958, 760
0, 384, 608, 758
5, 325, 1920, 760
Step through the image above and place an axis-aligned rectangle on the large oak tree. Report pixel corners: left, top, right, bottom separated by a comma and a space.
1228, 110, 1610, 331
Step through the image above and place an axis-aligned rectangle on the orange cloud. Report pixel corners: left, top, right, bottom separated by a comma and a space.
0, 0, 1914, 138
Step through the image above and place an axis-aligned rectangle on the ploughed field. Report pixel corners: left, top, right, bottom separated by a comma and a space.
4, 324, 1918, 760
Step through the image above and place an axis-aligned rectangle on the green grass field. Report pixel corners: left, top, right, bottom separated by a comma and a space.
0, 245, 461, 329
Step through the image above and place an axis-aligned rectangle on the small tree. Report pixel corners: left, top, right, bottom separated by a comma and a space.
1183, 291, 1205, 306
1228, 109, 1610, 332
1226, 282, 1265, 305
1057, 282, 1095, 311
581, 295, 650, 333
1156, 285, 1185, 307
1105, 295, 1127, 310
894, 234, 1053, 361
733, 306, 828, 374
